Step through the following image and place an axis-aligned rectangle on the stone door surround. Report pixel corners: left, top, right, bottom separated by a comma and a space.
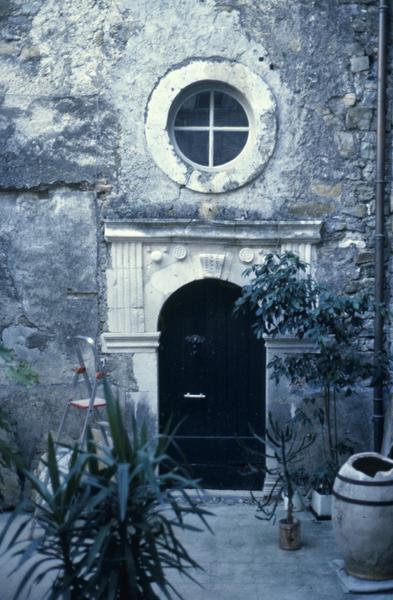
102, 218, 321, 352
101, 218, 321, 491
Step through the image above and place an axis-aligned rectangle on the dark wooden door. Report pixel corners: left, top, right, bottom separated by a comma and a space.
158, 279, 265, 490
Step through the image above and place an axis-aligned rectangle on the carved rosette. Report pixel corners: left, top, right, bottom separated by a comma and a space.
239, 247, 254, 264
173, 245, 188, 260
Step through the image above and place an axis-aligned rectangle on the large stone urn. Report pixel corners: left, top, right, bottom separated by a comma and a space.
332, 452, 393, 580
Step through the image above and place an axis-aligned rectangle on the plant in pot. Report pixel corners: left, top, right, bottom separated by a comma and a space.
0, 384, 212, 600
308, 465, 336, 520
250, 412, 315, 551
236, 251, 374, 518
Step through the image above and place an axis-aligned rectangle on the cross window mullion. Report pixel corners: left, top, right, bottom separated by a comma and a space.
174, 126, 210, 131
208, 91, 214, 168
212, 126, 249, 131
174, 126, 249, 131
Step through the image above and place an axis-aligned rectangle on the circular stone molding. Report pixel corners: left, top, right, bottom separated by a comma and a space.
145, 60, 277, 194
239, 247, 254, 263
173, 245, 187, 260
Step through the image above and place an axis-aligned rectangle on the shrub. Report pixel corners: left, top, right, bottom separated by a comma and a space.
0, 385, 211, 600
236, 251, 375, 488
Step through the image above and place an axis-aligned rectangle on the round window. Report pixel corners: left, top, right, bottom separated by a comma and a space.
145, 60, 277, 194
172, 89, 249, 169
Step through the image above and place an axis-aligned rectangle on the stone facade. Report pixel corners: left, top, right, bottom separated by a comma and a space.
0, 0, 391, 491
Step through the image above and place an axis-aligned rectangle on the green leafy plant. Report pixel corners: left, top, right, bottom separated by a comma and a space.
236, 251, 374, 490
0, 345, 39, 501
250, 413, 315, 523
0, 385, 212, 600
0, 345, 39, 387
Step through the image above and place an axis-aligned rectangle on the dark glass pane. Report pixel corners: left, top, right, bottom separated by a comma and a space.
214, 92, 248, 127
213, 131, 248, 166
175, 130, 209, 166
175, 92, 210, 126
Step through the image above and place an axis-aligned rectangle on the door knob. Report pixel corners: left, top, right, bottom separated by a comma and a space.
183, 393, 206, 399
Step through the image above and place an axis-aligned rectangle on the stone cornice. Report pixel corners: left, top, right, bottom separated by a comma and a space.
264, 336, 318, 353
101, 332, 161, 353
104, 219, 322, 245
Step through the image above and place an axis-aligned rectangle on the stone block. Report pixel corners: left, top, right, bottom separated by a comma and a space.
0, 190, 99, 389
0, 95, 117, 188
350, 55, 370, 73
311, 182, 342, 198
356, 252, 373, 265
20, 45, 41, 60
334, 131, 356, 157
346, 107, 373, 130
0, 42, 19, 55
361, 141, 375, 160
342, 92, 357, 107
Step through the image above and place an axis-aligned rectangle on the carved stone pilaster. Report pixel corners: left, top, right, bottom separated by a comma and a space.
280, 241, 315, 274
107, 241, 144, 333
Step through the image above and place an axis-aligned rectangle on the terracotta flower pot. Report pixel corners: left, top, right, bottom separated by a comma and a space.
332, 452, 393, 580
279, 518, 301, 550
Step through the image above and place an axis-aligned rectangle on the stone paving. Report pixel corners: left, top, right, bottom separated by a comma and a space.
0, 496, 392, 600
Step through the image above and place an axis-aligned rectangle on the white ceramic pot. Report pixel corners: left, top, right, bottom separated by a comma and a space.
332, 452, 393, 580
311, 489, 332, 519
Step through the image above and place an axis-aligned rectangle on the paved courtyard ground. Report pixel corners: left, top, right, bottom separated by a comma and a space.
0, 495, 392, 600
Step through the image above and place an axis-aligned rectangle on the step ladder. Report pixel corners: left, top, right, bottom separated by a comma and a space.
56, 335, 110, 447
31, 336, 110, 534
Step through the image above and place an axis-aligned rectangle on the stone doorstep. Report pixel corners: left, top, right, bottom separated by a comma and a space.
331, 560, 393, 594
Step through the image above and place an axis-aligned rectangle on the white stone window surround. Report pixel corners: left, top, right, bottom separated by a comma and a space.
145, 60, 277, 193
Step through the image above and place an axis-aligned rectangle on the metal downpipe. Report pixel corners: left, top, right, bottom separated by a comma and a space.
373, 1, 389, 452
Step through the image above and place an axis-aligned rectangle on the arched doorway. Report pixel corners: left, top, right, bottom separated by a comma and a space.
158, 278, 266, 490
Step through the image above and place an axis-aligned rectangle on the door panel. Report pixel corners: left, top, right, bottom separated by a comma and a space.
158, 279, 265, 489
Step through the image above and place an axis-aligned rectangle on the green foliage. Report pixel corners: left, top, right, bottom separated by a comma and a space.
236, 251, 375, 489
0, 345, 39, 387
0, 407, 23, 474
250, 413, 315, 524
0, 385, 212, 600
0, 345, 37, 500
235, 252, 319, 339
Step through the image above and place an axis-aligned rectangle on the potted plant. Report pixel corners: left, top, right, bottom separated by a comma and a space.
309, 465, 336, 519
0, 384, 212, 600
250, 412, 315, 550
236, 252, 374, 516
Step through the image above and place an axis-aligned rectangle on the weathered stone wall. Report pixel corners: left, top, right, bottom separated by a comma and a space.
0, 0, 388, 483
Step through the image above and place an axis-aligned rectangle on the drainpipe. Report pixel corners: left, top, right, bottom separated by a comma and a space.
373, 0, 389, 452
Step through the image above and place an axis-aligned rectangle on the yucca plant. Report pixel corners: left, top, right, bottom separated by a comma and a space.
0, 383, 211, 600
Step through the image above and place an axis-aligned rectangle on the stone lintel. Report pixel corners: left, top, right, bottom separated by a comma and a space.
101, 332, 161, 353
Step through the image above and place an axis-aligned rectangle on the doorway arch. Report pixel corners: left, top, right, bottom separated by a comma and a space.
158, 278, 265, 490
